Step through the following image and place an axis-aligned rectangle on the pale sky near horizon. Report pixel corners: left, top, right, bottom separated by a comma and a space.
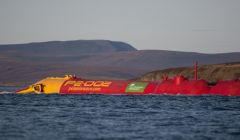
0, 0, 240, 53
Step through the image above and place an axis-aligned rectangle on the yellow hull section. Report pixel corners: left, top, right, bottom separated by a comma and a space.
17, 75, 72, 94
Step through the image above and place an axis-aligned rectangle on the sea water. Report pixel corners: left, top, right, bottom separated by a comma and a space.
0, 87, 240, 140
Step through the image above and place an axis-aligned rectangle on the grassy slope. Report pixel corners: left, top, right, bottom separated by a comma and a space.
139, 62, 240, 84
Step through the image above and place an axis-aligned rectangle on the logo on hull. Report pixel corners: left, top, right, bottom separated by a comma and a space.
125, 82, 148, 93
63, 80, 112, 92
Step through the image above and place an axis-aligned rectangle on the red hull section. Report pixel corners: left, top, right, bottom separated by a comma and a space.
155, 80, 210, 95
58, 77, 240, 96
210, 80, 240, 96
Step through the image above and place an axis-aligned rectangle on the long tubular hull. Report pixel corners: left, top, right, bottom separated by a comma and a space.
16, 75, 240, 96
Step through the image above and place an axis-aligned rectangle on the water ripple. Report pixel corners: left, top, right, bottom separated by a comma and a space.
0, 89, 240, 140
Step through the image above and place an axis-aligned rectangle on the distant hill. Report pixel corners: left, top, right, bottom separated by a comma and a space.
70, 50, 240, 70
0, 40, 240, 86
139, 62, 240, 84
0, 40, 136, 57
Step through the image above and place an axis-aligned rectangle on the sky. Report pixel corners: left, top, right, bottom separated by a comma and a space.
0, 0, 240, 53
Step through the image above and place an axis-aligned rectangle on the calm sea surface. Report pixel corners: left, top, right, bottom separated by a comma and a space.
0, 87, 240, 140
